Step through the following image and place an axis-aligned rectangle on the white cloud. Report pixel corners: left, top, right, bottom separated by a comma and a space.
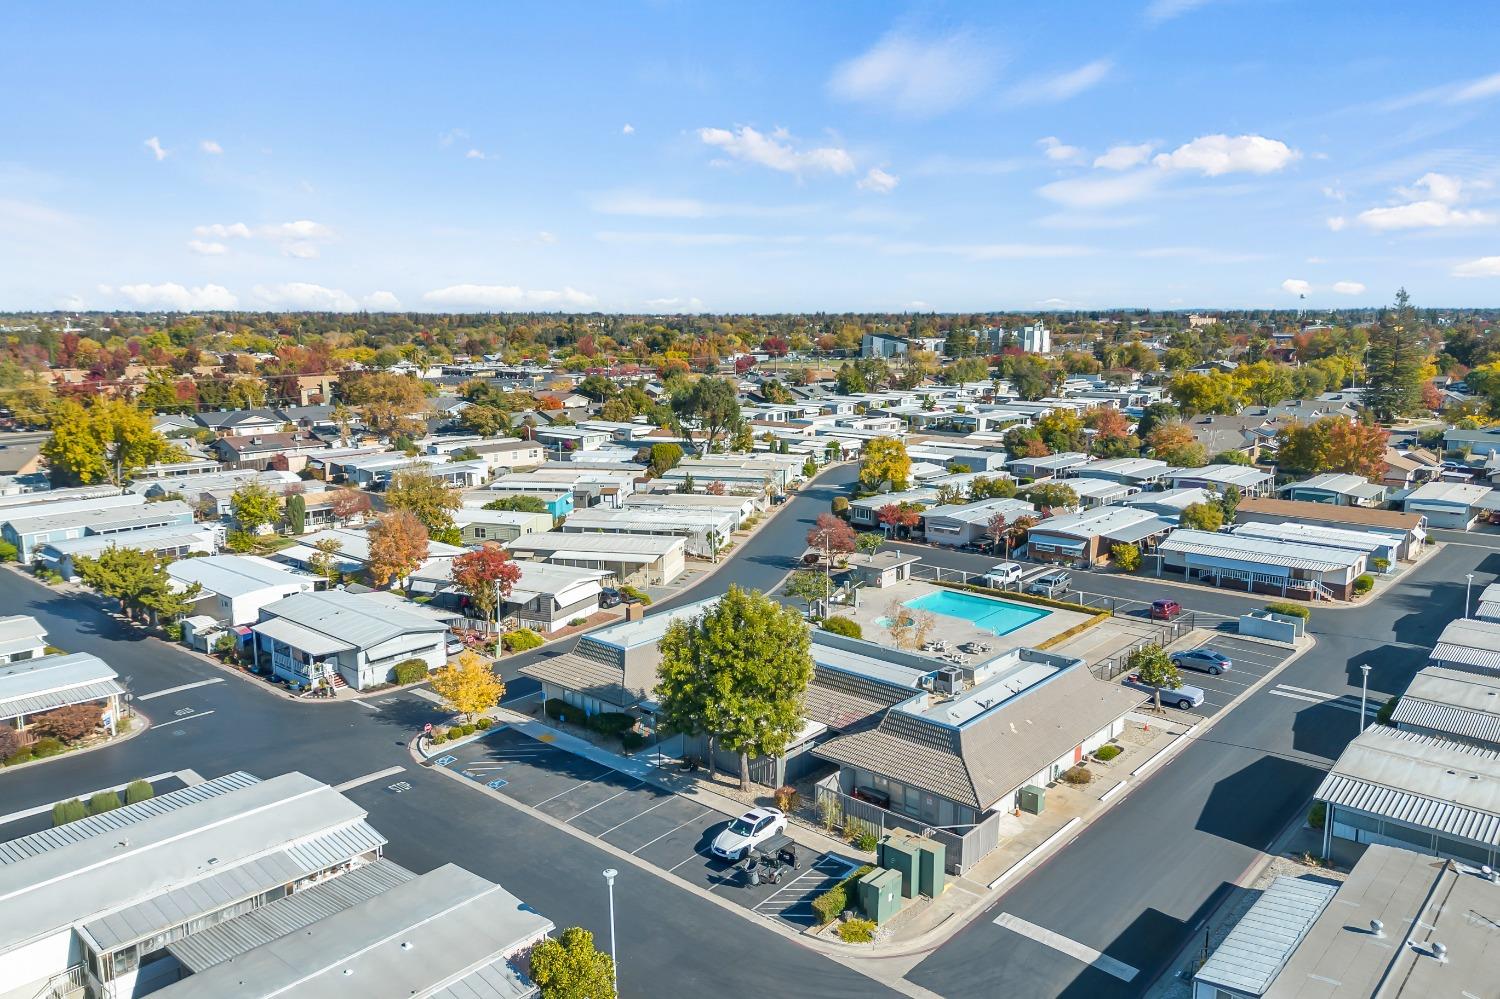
1326, 216, 1348, 231
904, 301, 932, 311
193, 222, 253, 239
1007, 59, 1113, 105
590, 192, 814, 219
1281, 279, 1312, 296
1355, 173, 1496, 230
621, 123, 635, 134
1452, 71, 1500, 103
465, 149, 486, 160
281, 242, 321, 259
1038, 137, 1084, 163
438, 128, 468, 147
364, 291, 403, 310
644, 296, 704, 311
1384, 70, 1500, 111
200, 140, 223, 155
1093, 142, 1155, 170
698, 125, 855, 176
828, 32, 995, 116
1152, 134, 1301, 175
857, 167, 899, 194
537, 231, 558, 244
1332, 281, 1366, 295
116, 282, 237, 310
260, 220, 333, 240
1038, 170, 1163, 208
1454, 256, 1500, 278
253, 282, 358, 311
187, 240, 227, 255
422, 284, 598, 309
191, 220, 334, 256
1145, 0, 1217, 22
144, 137, 169, 161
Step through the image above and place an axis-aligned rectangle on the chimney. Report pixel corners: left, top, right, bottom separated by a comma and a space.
625, 601, 645, 622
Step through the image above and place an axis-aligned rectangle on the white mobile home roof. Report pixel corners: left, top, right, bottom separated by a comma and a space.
258, 590, 448, 649
1391, 666, 1500, 746
507, 530, 684, 559
1430, 617, 1500, 671
1029, 505, 1160, 540
1158, 529, 1364, 572
1195, 876, 1337, 997
0, 493, 145, 531
1232, 522, 1397, 557
0, 652, 122, 721
41, 522, 215, 559
1405, 480, 1492, 506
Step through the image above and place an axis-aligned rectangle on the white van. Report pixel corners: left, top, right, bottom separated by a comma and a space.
981, 562, 1024, 588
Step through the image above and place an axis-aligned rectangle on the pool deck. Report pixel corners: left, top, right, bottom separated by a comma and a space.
842, 579, 1094, 654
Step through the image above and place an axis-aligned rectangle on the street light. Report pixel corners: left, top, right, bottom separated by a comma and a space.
1467, 573, 1476, 619
601, 868, 618, 996
1360, 664, 1372, 735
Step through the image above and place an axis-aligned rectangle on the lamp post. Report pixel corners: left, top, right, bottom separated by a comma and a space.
1360, 663, 1372, 735
1467, 573, 1475, 619
602, 868, 618, 996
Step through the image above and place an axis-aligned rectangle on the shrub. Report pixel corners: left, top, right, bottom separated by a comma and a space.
1308, 801, 1326, 830
1376, 696, 1397, 725
544, 698, 573, 723
618, 585, 652, 605
164, 622, 183, 642
0, 540, 17, 561
1371, 557, 1390, 572
838, 918, 877, 943
51, 799, 87, 826
31, 737, 64, 758
0, 726, 19, 760
585, 712, 636, 736
812, 884, 848, 925
33, 703, 102, 742
621, 731, 646, 751
831, 496, 851, 518
430, 730, 448, 744
476, 717, 493, 730
1110, 543, 1142, 573
1264, 601, 1311, 621
502, 629, 544, 652
1094, 744, 1122, 762
88, 791, 121, 815
392, 659, 429, 685
853, 827, 879, 853
821, 617, 862, 639
818, 795, 843, 832
774, 785, 800, 813
212, 634, 238, 659
124, 780, 155, 804
5, 749, 32, 766
843, 816, 874, 846
1352, 574, 1374, 596
1060, 765, 1093, 786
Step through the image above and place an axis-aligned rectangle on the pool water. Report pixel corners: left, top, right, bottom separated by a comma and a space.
900, 590, 1051, 636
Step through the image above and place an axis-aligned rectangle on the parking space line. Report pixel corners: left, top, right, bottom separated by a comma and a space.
668, 847, 715, 874
630, 809, 715, 855
600, 797, 675, 836
534, 771, 611, 807
563, 781, 646, 822
335, 766, 405, 792
153, 710, 215, 728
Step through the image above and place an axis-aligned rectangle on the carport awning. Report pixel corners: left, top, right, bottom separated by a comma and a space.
1102, 517, 1174, 545
0, 679, 124, 721
1028, 535, 1086, 550
1186, 553, 1289, 578
251, 618, 355, 656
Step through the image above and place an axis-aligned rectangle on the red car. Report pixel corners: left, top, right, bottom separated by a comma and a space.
1150, 599, 1182, 621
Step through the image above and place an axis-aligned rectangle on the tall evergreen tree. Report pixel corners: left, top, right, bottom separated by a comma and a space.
1363, 288, 1425, 423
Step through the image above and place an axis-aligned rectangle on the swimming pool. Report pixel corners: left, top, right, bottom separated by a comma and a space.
900, 589, 1051, 636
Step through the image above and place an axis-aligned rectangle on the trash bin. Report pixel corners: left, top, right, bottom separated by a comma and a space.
855, 867, 904, 924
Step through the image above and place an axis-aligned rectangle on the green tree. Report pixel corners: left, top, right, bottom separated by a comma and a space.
307, 537, 343, 584
1218, 484, 1242, 521
672, 376, 741, 454
1025, 482, 1078, 511
1364, 288, 1426, 422
230, 482, 281, 533
529, 926, 616, 999
450, 546, 523, 622
484, 494, 550, 514
836, 364, 868, 395
1136, 401, 1179, 441
74, 548, 200, 625
648, 443, 684, 476
859, 438, 911, 492
1110, 542, 1142, 572
656, 586, 814, 790
386, 469, 461, 533
1127, 644, 1181, 712
1179, 501, 1224, 532
784, 570, 833, 617
284, 492, 307, 534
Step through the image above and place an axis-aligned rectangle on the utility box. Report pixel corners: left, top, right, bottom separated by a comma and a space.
856, 867, 904, 924
877, 831, 922, 898
916, 838, 946, 898
1019, 784, 1046, 815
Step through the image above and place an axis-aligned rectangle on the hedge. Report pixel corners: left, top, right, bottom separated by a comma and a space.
1352, 574, 1374, 596
811, 864, 874, 925
1094, 744, 1121, 762
1036, 611, 1111, 651
1264, 601, 1311, 621
392, 659, 429, 685
544, 698, 574, 723
51, 799, 87, 826
821, 617, 862, 639
502, 629, 544, 652
476, 717, 493, 730
125, 780, 155, 804
621, 731, 646, 751
586, 712, 636, 736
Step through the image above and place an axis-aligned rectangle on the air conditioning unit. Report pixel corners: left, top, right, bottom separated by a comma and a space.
934, 667, 963, 695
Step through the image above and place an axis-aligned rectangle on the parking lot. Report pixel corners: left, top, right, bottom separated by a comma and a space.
432, 727, 861, 928
1169, 632, 1295, 718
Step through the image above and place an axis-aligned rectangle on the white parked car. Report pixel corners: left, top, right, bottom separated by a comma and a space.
710, 806, 787, 861
982, 562, 1024, 588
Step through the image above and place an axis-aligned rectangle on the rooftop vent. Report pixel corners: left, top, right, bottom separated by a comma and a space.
1430, 941, 1447, 962
1369, 919, 1384, 938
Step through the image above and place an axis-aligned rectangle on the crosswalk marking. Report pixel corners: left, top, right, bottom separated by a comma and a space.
994, 912, 1139, 983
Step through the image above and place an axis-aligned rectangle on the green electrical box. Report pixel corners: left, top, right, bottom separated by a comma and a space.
877, 831, 921, 898
916, 838, 946, 898
1019, 784, 1047, 815
856, 867, 904, 924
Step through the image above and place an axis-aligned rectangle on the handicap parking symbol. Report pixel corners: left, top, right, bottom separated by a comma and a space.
486, 779, 509, 790
435, 755, 457, 767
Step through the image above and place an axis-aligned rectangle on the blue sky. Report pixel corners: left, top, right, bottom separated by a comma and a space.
3, 0, 1500, 313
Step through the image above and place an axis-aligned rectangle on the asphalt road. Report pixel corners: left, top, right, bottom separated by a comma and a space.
0, 462, 898, 999
898, 534, 1499, 998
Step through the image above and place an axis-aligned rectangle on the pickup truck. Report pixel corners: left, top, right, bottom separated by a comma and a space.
1121, 673, 1205, 711
1026, 570, 1072, 598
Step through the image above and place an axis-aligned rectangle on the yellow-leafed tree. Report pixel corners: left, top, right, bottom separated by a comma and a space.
429, 651, 504, 722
